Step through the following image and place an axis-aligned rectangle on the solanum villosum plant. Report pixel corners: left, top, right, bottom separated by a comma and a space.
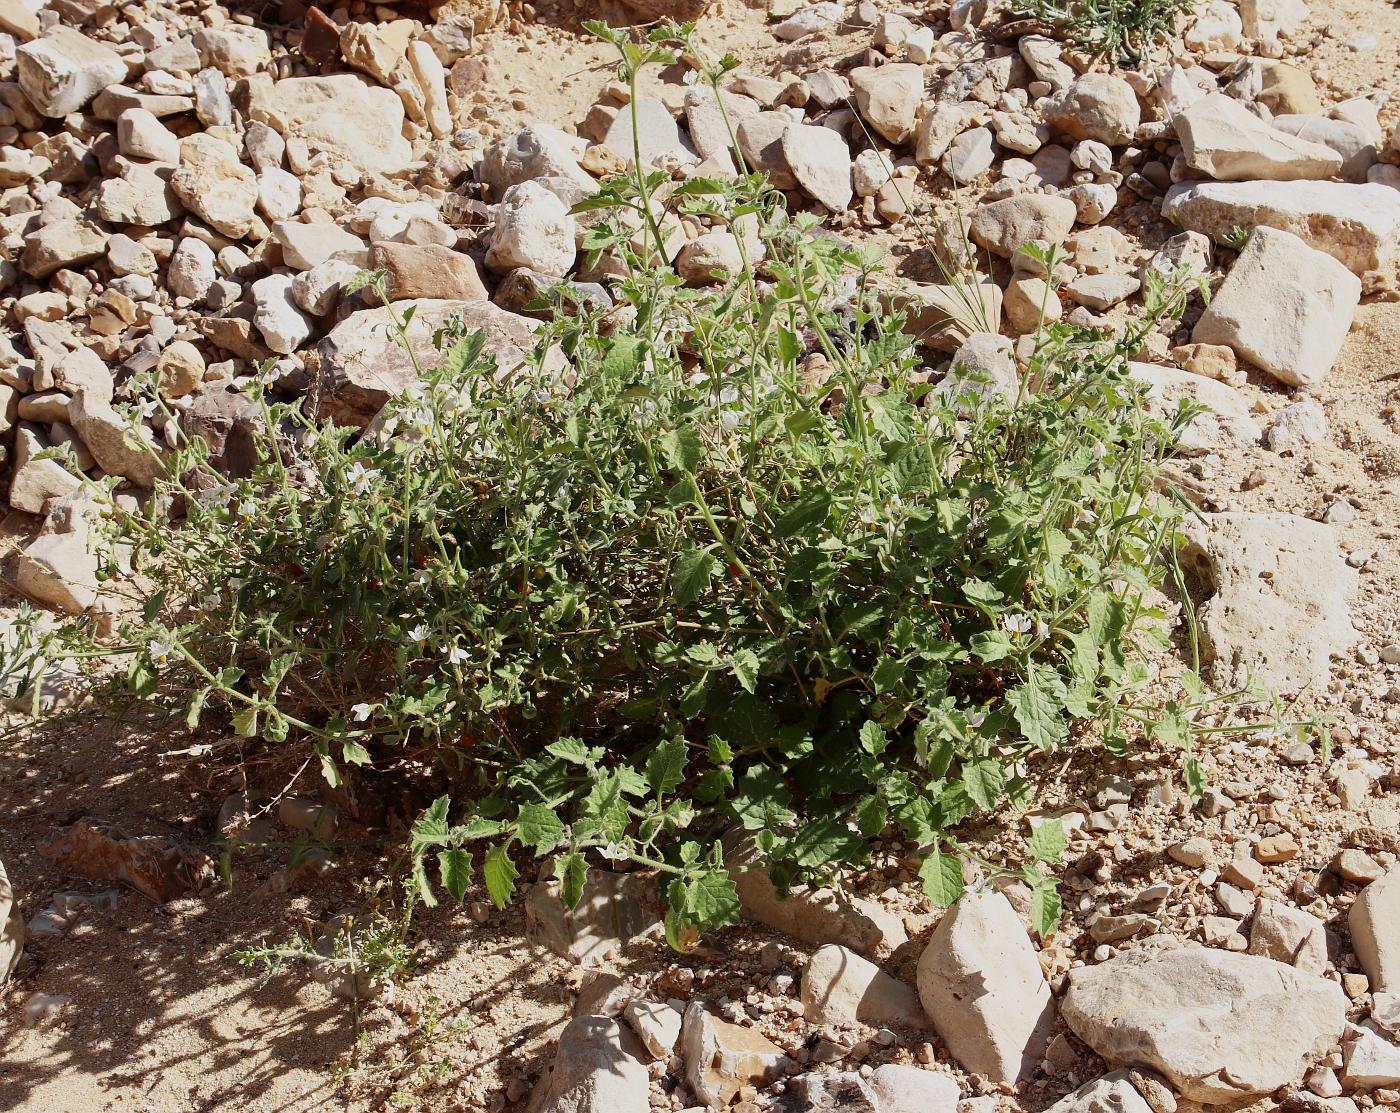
40, 23, 1226, 949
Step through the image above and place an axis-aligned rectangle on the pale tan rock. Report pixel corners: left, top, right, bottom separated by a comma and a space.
969, 194, 1078, 258
801, 944, 923, 1028
249, 75, 414, 176
1177, 94, 1341, 181
676, 231, 744, 285
68, 392, 165, 488
680, 1002, 789, 1107
17, 25, 126, 117
1249, 898, 1328, 974
849, 63, 923, 144
1191, 226, 1360, 387
1128, 363, 1260, 457
10, 424, 82, 515
1044, 73, 1141, 145
170, 134, 258, 239
372, 242, 488, 302
732, 866, 908, 959
916, 891, 1055, 1083
156, 340, 205, 399
1351, 869, 1400, 993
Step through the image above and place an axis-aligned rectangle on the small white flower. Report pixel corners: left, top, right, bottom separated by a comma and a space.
351, 702, 374, 722
344, 461, 380, 497
445, 645, 469, 665
965, 709, 988, 729
148, 639, 172, 665
1035, 619, 1050, 639
406, 623, 429, 646
199, 593, 220, 610
597, 841, 628, 862
135, 399, 159, 421
229, 577, 244, 593
412, 568, 432, 586
235, 498, 257, 520
1092, 440, 1109, 460
1003, 613, 1033, 636
1254, 726, 1290, 746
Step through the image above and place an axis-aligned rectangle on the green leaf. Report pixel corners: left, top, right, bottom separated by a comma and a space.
516, 803, 564, 853
1183, 754, 1207, 801
962, 758, 1004, 811
1030, 879, 1062, 937
646, 735, 688, 795
859, 720, 888, 757
1006, 664, 1069, 752
788, 817, 863, 869
730, 649, 760, 694
483, 843, 519, 908
438, 849, 473, 902
341, 739, 372, 766
1026, 819, 1067, 862
231, 707, 258, 737
558, 851, 588, 907
659, 427, 703, 472
600, 334, 646, 377
547, 737, 593, 765
673, 545, 717, 605
773, 489, 831, 538
684, 871, 741, 928
919, 848, 965, 907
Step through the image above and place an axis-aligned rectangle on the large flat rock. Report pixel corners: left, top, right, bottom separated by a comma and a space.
248, 74, 413, 176
1062, 941, 1348, 1104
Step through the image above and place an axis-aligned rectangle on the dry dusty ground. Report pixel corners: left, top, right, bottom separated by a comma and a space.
3, 0, 1400, 1109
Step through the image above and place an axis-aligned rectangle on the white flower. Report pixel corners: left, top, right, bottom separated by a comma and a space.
1002, 613, 1033, 636
135, 399, 159, 421
197, 481, 235, 507
1035, 619, 1050, 639
597, 841, 628, 862
229, 577, 244, 593
199, 593, 220, 610
1092, 440, 1109, 460
148, 639, 172, 665
1254, 726, 1291, 746
406, 623, 429, 646
235, 498, 257, 520
344, 461, 380, 497
351, 702, 374, 722
445, 646, 469, 665
412, 568, 431, 586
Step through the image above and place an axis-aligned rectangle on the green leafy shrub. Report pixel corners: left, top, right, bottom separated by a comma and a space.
1010, 0, 1196, 62
49, 25, 1205, 945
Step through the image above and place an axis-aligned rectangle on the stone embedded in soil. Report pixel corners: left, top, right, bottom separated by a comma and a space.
781, 123, 853, 211
315, 298, 563, 428
1177, 512, 1358, 692
968, 193, 1078, 258
867, 1064, 961, 1113
800, 943, 924, 1029
42, 818, 215, 903
1176, 94, 1342, 181
1043, 73, 1141, 146
788, 1070, 879, 1111
915, 890, 1056, 1083
1, 857, 21, 985
602, 96, 696, 169
849, 63, 923, 144
731, 866, 908, 959
17, 24, 126, 117
1350, 868, 1400, 993
680, 1001, 790, 1107
1248, 897, 1328, 974
528, 1015, 649, 1113
484, 179, 577, 277
1040, 1072, 1154, 1113
523, 864, 661, 965
1162, 179, 1400, 282
1128, 363, 1261, 457
1061, 940, 1348, 1104
1342, 1023, 1400, 1089
248, 74, 414, 176
1191, 226, 1360, 388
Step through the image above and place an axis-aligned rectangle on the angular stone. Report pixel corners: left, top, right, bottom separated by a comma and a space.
1177, 94, 1341, 181
849, 63, 923, 144
21, 217, 108, 279
1178, 512, 1357, 692
969, 194, 1078, 258
372, 242, 487, 302
481, 124, 595, 198
17, 25, 126, 117
782, 123, 852, 211
680, 1002, 789, 1107
801, 943, 923, 1028
316, 299, 564, 428
788, 1071, 879, 1111
68, 392, 165, 488
1045, 73, 1141, 145
117, 107, 181, 164
602, 96, 696, 168
1249, 898, 1328, 974
170, 134, 259, 239
916, 890, 1055, 1083
95, 161, 184, 227
1342, 1024, 1400, 1089
249, 75, 414, 176
868, 1064, 961, 1113
1162, 180, 1400, 281
10, 424, 82, 514
939, 331, 1018, 404
523, 865, 660, 965
529, 1015, 649, 1113
735, 112, 799, 190
1274, 115, 1378, 183
273, 221, 369, 271
485, 180, 576, 276
1192, 226, 1360, 387
733, 867, 907, 959
1041, 1072, 1154, 1113
1128, 363, 1261, 457
1062, 941, 1348, 1104
251, 274, 314, 356
1350, 869, 1400, 993
624, 1000, 681, 1060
